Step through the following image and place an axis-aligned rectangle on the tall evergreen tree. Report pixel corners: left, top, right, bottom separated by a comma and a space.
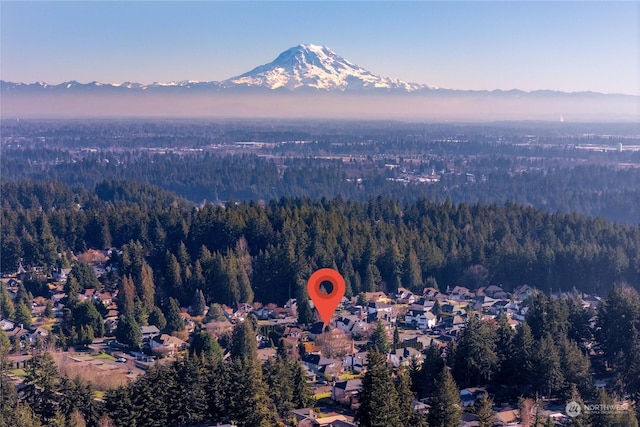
370, 320, 390, 354
191, 289, 206, 316
262, 357, 294, 418
0, 283, 15, 320
164, 297, 185, 334
363, 263, 381, 293
118, 275, 136, 317
24, 351, 60, 421
396, 367, 426, 426
188, 260, 206, 302
357, 349, 402, 427
393, 325, 400, 348
207, 303, 227, 322
224, 255, 242, 307
296, 285, 314, 326
148, 306, 167, 331
402, 248, 423, 292
564, 385, 589, 427
453, 314, 498, 387
0, 330, 17, 427
6, 404, 43, 427
413, 343, 444, 398
558, 336, 594, 399
476, 392, 495, 427
230, 320, 258, 365
138, 262, 155, 311
104, 386, 136, 427
236, 257, 254, 304
495, 310, 515, 383
73, 301, 105, 337
14, 301, 32, 328
224, 359, 278, 427
164, 252, 184, 304
170, 357, 209, 427
428, 367, 461, 427
190, 331, 223, 363
597, 285, 640, 366
64, 275, 81, 308
510, 320, 535, 388
533, 334, 564, 398
290, 358, 314, 409
115, 314, 141, 349
68, 263, 100, 290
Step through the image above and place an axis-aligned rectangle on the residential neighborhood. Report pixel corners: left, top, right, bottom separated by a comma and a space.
2, 255, 620, 427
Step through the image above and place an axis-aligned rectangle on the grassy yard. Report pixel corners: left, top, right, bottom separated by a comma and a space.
340, 373, 361, 380
90, 352, 116, 361
314, 392, 331, 400
9, 368, 27, 377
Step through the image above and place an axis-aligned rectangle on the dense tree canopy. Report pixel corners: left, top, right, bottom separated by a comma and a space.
2, 183, 639, 304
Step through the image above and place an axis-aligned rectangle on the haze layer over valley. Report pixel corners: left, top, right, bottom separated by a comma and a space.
2, 45, 637, 121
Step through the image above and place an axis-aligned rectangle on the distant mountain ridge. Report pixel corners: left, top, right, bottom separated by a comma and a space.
1, 44, 428, 93
1, 43, 634, 96
2, 44, 638, 121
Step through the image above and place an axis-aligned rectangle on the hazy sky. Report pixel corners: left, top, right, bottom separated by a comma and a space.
1, 1, 638, 95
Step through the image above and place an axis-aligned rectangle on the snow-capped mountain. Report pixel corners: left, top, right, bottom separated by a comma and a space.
2, 43, 637, 121
223, 44, 427, 92
0, 44, 427, 93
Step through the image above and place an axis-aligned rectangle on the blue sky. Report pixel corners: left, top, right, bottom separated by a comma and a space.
1, 1, 638, 95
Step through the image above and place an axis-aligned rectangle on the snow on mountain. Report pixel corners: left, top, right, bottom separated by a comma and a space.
0, 45, 428, 92
223, 44, 428, 92
7, 43, 426, 92
113, 82, 144, 89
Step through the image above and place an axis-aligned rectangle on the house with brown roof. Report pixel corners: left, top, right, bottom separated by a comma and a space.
423, 287, 439, 299
450, 286, 473, 301
205, 319, 234, 337
98, 292, 113, 307
495, 408, 520, 426
484, 284, 508, 299
150, 334, 187, 356
513, 284, 535, 302
362, 291, 389, 303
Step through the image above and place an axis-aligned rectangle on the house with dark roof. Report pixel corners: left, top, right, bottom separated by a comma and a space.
460, 387, 487, 407
404, 309, 436, 330
423, 287, 439, 299
332, 379, 362, 406
301, 353, 341, 377
335, 315, 369, 337
388, 347, 423, 368
513, 284, 535, 302
140, 325, 160, 342
53, 268, 72, 282
484, 284, 508, 299
366, 301, 392, 315
395, 287, 416, 304
343, 352, 367, 373
450, 286, 472, 301
308, 322, 326, 339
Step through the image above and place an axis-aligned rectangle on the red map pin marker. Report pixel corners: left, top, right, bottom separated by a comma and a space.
307, 268, 346, 326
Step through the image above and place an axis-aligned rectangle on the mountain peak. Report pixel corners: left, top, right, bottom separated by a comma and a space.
224, 44, 426, 92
